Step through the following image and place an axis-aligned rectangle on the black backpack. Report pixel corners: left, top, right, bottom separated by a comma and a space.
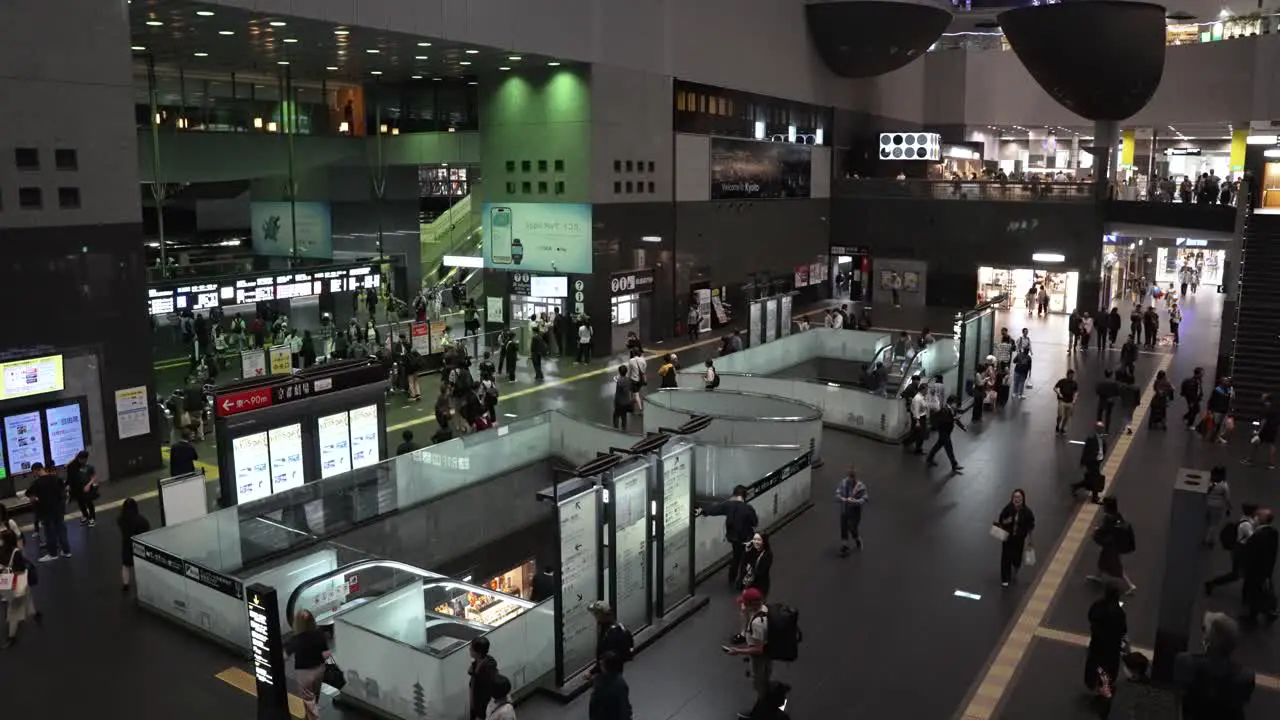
1219, 521, 1240, 551
760, 604, 802, 662
709, 372, 721, 389
1115, 520, 1137, 555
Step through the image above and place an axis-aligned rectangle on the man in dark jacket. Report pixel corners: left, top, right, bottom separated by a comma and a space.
1240, 508, 1278, 625
27, 462, 70, 560
467, 637, 499, 719
1095, 370, 1121, 433
589, 652, 633, 720
1071, 422, 1107, 503
169, 428, 199, 476
1181, 367, 1205, 430
1175, 612, 1255, 719
698, 485, 759, 588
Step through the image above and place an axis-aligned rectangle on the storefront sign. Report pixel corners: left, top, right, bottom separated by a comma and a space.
216, 387, 273, 417
609, 269, 655, 297
509, 272, 533, 296
132, 540, 246, 600
710, 137, 812, 199
246, 583, 292, 720
483, 203, 593, 274
217, 363, 385, 417
1165, 147, 1201, 156
114, 386, 151, 440
829, 245, 868, 257
411, 322, 430, 355
268, 346, 292, 376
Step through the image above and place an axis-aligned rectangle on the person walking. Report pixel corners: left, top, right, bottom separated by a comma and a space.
1205, 504, 1258, 597
396, 430, 418, 456
1087, 497, 1137, 595
117, 497, 151, 593
1095, 370, 1120, 433
1181, 367, 1205, 430
1054, 369, 1079, 435
1244, 392, 1280, 469
994, 489, 1035, 587
1, 526, 39, 649
1097, 652, 1160, 720
1119, 334, 1138, 379
589, 653, 632, 720
469, 637, 500, 720
1204, 466, 1232, 547
1169, 301, 1183, 346
1205, 377, 1234, 444
658, 354, 680, 389
626, 349, 647, 411
1150, 369, 1174, 430
577, 318, 594, 364
724, 588, 772, 718
1068, 309, 1082, 352
836, 467, 868, 556
1239, 508, 1278, 625
697, 485, 759, 589
66, 450, 91, 526
285, 609, 331, 720
687, 305, 702, 343
1071, 423, 1107, 504
1128, 304, 1143, 347
1012, 348, 1031, 399
1084, 585, 1129, 695
612, 366, 633, 431
739, 532, 773, 597
1107, 307, 1122, 348
926, 395, 966, 473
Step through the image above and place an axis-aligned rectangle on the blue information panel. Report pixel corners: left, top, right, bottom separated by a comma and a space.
482, 203, 592, 274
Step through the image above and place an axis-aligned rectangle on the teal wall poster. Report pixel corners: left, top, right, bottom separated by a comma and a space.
482, 202, 592, 274
250, 202, 334, 259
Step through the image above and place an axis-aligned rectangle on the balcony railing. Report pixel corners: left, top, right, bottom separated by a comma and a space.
932, 14, 1279, 53
835, 178, 1094, 203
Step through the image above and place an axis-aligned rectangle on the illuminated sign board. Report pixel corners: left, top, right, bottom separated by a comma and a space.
146, 265, 380, 316
0, 355, 64, 401
246, 583, 291, 720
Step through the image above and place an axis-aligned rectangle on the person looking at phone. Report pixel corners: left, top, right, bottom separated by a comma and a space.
724, 588, 770, 719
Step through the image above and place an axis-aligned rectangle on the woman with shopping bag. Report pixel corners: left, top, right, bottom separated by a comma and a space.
992, 489, 1036, 588
1, 527, 39, 649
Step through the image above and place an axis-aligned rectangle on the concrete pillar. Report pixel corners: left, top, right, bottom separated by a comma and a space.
1151, 467, 1210, 683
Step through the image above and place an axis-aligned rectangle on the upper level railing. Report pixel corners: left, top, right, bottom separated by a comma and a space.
932, 15, 1280, 52
834, 178, 1094, 203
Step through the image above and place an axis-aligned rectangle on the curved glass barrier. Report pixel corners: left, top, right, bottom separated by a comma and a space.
287, 559, 447, 627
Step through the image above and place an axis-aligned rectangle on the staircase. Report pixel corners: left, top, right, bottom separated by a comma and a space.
1229, 209, 1280, 419
420, 188, 483, 282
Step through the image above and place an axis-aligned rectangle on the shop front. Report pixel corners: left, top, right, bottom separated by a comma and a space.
827, 245, 869, 303
507, 272, 569, 354
977, 265, 1079, 314
609, 268, 655, 352
1155, 239, 1225, 290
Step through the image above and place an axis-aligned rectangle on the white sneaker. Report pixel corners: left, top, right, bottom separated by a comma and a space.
38, 554, 56, 563
60, 551, 72, 558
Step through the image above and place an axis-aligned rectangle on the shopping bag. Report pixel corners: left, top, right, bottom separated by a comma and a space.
1024, 546, 1037, 567
322, 660, 347, 690
989, 524, 1009, 542
0, 570, 13, 592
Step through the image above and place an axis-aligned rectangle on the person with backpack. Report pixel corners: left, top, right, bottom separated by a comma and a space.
687, 305, 702, 342
704, 358, 720, 390
697, 485, 759, 589
1087, 497, 1137, 595
725, 588, 772, 718
836, 467, 868, 556
588, 601, 634, 675
1240, 508, 1278, 625
1205, 504, 1257, 597
658, 354, 680, 389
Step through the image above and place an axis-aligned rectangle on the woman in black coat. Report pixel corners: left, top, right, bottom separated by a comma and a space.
739, 532, 773, 596
994, 489, 1035, 587
1084, 585, 1128, 692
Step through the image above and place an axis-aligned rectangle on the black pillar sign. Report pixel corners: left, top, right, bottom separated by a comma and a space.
609, 268, 656, 297
247, 583, 291, 720
510, 272, 533, 295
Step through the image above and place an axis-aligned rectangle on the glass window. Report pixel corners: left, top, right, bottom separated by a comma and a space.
612, 294, 638, 325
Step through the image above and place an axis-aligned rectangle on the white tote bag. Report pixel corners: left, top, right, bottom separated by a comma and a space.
1023, 546, 1037, 567
989, 524, 1009, 542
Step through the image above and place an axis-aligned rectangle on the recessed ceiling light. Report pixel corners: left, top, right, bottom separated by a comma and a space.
468, 81, 478, 85
415, 55, 427, 60
459, 61, 471, 65
547, 61, 561, 66
498, 66, 511, 71
269, 21, 286, 27
411, 75, 422, 79
283, 38, 298, 43
193, 52, 208, 57
145, 20, 163, 26
432, 77, 442, 81
465, 49, 480, 54
326, 66, 339, 71
417, 42, 432, 47
196, 10, 214, 16
131, 45, 145, 51
334, 29, 349, 35
218, 30, 234, 35
370, 70, 382, 75
277, 61, 289, 65
508, 56, 523, 61
366, 49, 380, 54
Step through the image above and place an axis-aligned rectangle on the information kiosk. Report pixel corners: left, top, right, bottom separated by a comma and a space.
212, 359, 388, 506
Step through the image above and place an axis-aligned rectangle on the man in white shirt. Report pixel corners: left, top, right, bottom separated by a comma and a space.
1205, 504, 1257, 596
626, 349, 647, 410
576, 319, 593, 364
909, 383, 930, 454
831, 310, 844, 330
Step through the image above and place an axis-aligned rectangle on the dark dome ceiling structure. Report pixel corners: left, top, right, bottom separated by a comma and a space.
997, 1, 1166, 121
805, 1, 953, 78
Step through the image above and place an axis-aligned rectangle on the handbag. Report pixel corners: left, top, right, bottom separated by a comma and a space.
322, 659, 347, 690
989, 524, 1010, 542
1024, 546, 1037, 567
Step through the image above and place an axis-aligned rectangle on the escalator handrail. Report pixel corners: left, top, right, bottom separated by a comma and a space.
284, 559, 445, 624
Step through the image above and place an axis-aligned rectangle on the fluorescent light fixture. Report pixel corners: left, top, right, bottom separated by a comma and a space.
283, 38, 298, 43
334, 29, 349, 35
815, 128, 824, 146
443, 255, 484, 268
411, 74, 423, 79
370, 70, 382, 76
338, 121, 350, 133
379, 124, 388, 134
503, 413, 518, 419
465, 49, 479, 54
1031, 252, 1066, 263
253, 117, 263, 128
547, 61, 561, 66
953, 590, 982, 601
641, 236, 662, 243
131, 45, 146, 51
1068, 440, 1086, 445
498, 66, 511, 71
1246, 134, 1278, 145
508, 55, 522, 60
326, 66, 338, 71
459, 61, 471, 65
145, 20, 163, 26
788, 125, 797, 143
418, 41, 432, 47
433, 77, 442, 81
193, 52, 208, 57
468, 81, 477, 85
276, 60, 289, 65
366, 49, 380, 54
1265, 148, 1280, 158
754, 121, 765, 140
391, 128, 400, 136
269, 21, 286, 27
196, 10, 214, 16
218, 30, 234, 35
266, 121, 278, 133
415, 55, 427, 60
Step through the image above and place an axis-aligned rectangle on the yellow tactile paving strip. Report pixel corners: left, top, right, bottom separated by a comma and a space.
216, 667, 305, 718
958, 353, 1173, 719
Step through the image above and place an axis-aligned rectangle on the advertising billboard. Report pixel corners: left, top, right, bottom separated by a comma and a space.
250, 201, 333, 259
482, 203, 592, 274
0, 355, 64, 402
709, 138, 812, 199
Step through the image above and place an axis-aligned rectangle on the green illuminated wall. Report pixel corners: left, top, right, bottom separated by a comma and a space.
479, 67, 592, 204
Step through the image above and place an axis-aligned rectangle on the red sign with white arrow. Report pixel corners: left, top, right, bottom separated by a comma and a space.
215, 387, 273, 417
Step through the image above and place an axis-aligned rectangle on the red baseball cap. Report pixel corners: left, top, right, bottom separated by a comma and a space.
739, 588, 764, 605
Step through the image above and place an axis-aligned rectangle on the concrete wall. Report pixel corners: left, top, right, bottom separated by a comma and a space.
589, 64, 674, 205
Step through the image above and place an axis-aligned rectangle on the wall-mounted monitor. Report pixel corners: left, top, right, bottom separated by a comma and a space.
45, 402, 85, 466
0, 354, 64, 401
3, 411, 46, 475
317, 411, 352, 479
231, 431, 272, 504
530, 275, 569, 298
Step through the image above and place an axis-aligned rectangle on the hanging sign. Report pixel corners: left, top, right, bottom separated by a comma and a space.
609, 268, 655, 297
246, 583, 291, 720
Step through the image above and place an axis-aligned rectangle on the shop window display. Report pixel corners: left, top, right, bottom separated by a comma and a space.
977, 266, 1079, 315
1155, 247, 1223, 289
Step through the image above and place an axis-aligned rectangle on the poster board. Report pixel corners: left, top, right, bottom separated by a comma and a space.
268, 346, 292, 376
611, 466, 650, 633
115, 386, 151, 439
659, 444, 694, 614
241, 350, 267, 379
557, 486, 600, 684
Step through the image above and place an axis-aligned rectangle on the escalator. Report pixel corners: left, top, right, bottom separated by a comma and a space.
286, 559, 447, 626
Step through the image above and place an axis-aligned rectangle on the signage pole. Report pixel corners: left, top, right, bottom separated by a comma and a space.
246, 583, 292, 720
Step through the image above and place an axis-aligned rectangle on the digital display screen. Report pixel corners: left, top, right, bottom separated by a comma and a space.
530, 276, 569, 298
148, 266, 381, 316
267, 424, 305, 495
232, 432, 272, 504
348, 405, 380, 470
4, 412, 46, 475
45, 403, 85, 466
317, 411, 351, 479
0, 355, 64, 401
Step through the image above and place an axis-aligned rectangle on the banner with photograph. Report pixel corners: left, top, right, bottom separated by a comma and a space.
710, 138, 812, 199
482, 203, 592, 274
250, 202, 333, 259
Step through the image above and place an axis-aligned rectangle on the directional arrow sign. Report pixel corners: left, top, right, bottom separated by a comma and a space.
215, 387, 273, 417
